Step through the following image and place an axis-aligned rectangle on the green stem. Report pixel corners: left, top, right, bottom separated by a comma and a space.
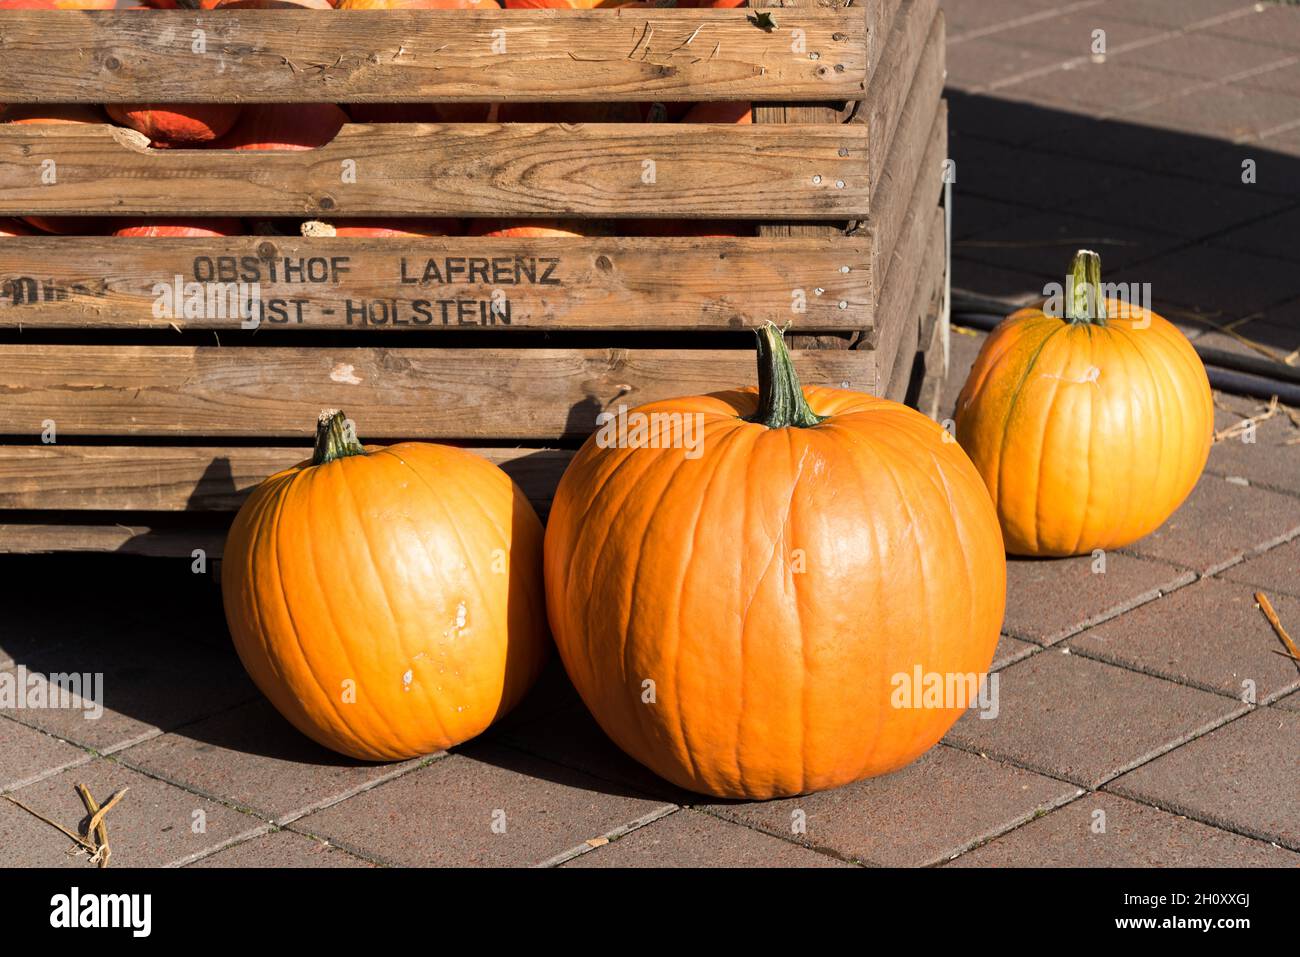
745, 322, 826, 429
312, 409, 366, 466
1065, 249, 1108, 326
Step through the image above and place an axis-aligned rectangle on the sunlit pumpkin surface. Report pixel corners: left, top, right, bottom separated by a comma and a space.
545, 350, 1007, 800
223, 432, 549, 761
956, 297, 1213, 557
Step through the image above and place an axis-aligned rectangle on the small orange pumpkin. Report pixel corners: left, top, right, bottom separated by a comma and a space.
956, 250, 1213, 557
222, 411, 549, 761
544, 324, 1006, 799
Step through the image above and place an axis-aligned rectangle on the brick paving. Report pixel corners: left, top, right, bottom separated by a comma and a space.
1, 0, 1298, 868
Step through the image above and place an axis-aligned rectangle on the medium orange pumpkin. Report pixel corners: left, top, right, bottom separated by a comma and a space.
222, 410, 550, 761
955, 250, 1213, 557
544, 323, 1006, 799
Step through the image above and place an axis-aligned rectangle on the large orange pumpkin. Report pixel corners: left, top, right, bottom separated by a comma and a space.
222, 410, 550, 761
544, 323, 1006, 799
955, 250, 1213, 557
106, 103, 242, 147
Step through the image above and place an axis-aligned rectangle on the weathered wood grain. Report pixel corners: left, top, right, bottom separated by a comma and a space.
0, 10, 866, 103
0, 445, 573, 512
0, 122, 867, 219
858, 0, 938, 202
0, 345, 876, 440
753, 0, 859, 354
0, 236, 871, 332
868, 97, 944, 360
864, 11, 943, 287
0, 522, 227, 557
881, 203, 943, 405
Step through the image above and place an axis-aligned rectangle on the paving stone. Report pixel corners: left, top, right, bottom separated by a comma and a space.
1164, 132, 1300, 200
1081, 173, 1279, 241
1138, 245, 1300, 317
563, 809, 848, 868
992, 634, 1039, 672
958, 210, 1178, 276
990, 11, 1170, 58
292, 744, 673, 867
1207, 410, 1300, 497
1258, 124, 1300, 161
997, 61, 1190, 113
947, 90, 1081, 147
0, 717, 89, 793
1068, 577, 1300, 701
952, 257, 1046, 303
1219, 536, 1300, 601
0, 630, 258, 753
1206, 4, 1300, 51
1273, 689, 1300, 711
1107, 707, 1300, 848
1212, 206, 1300, 261
1123, 474, 1300, 575
949, 136, 1137, 210
938, 327, 988, 423
948, 792, 1299, 866
118, 699, 425, 824
700, 745, 1079, 867
1035, 110, 1240, 175
950, 195, 1033, 242
941, 0, 1065, 42
945, 650, 1245, 787
1095, 0, 1257, 30
1002, 552, 1195, 645
189, 829, 375, 868
1124, 82, 1300, 143
1113, 30, 1296, 82
1238, 58, 1300, 97
0, 758, 259, 867
488, 702, 694, 804
945, 36, 1070, 91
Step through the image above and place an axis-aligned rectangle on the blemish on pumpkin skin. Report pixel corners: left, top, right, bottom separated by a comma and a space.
402, 669, 413, 692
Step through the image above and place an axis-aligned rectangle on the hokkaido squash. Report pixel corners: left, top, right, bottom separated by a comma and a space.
112, 219, 244, 237
222, 410, 550, 761
955, 250, 1213, 557
544, 323, 1006, 799
213, 104, 348, 151
105, 104, 242, 147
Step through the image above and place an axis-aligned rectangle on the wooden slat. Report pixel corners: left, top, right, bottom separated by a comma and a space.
858, 0, 938, 205
869, 97, 945, 362
0, 523, 228, 557
0, 445, 573, 512
754, 0, 856, 354
0, 345, 876, 440
881, 203, 943, 403
0, 123, 867, 219
865, 9, 943, 286
0, 10, 866, 104
0, 236, 871, 332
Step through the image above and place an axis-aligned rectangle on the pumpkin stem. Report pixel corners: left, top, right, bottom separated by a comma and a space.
746, 322, 826, 429
312, 409, 366, 466
1065, 249, 1108, 326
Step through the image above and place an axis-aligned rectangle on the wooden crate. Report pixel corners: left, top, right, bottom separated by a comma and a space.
0, 1, 947, 556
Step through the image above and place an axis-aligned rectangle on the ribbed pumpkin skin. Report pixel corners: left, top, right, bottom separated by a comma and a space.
955, 301, 1213, 557
223, 443, 549, 761
545, 388, 1006, 799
